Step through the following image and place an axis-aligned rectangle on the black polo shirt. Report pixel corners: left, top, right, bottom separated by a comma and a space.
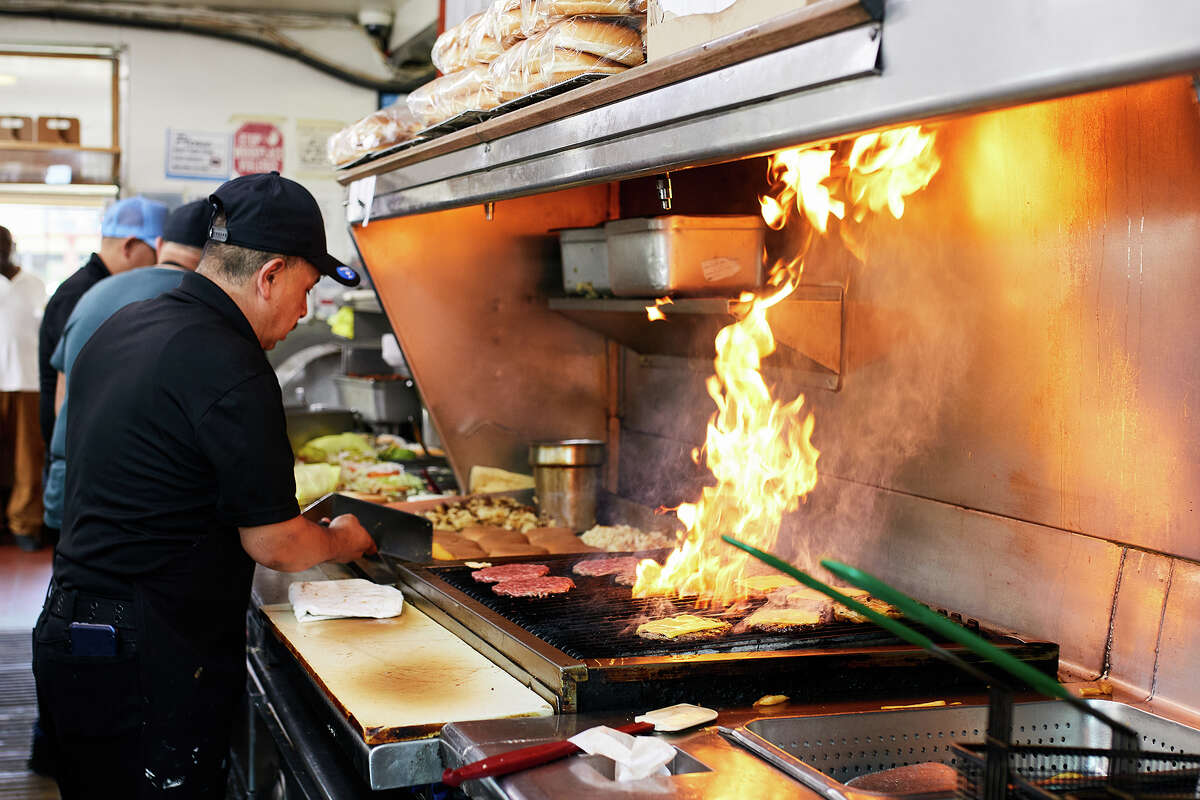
54, 270, 298, 661
38, 252, 110, 446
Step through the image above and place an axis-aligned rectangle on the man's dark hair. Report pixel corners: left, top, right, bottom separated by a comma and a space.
199, 213, 295, 284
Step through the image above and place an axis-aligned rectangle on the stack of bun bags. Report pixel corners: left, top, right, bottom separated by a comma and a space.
326, 104, 425, 166
409, 0, 647, 128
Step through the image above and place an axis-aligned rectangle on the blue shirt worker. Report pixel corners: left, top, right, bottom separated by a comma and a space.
32, 173, 376, 799
37, 196, 165, 451
42, 199, 213, 532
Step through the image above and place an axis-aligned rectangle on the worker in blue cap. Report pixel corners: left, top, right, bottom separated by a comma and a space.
36, 196, 166, 473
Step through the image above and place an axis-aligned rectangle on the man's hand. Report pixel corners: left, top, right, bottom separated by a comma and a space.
240, 513, 376, 572
325, 514, 377, 562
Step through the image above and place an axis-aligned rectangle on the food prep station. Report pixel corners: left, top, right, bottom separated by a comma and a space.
239, 1, 1200, 798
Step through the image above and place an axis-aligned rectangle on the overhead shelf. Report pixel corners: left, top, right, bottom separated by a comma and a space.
343, 0, 1200, 223
549, 287, 844, 390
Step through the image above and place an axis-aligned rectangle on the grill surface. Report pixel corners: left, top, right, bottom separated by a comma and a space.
431, 553, 966, 659
403, 554, 1060, 712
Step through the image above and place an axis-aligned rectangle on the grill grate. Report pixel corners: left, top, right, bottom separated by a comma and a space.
430, 554, 928, 660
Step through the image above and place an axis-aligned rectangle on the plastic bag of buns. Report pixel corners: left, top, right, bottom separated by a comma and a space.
326, 104, 424, 166
431, 12, 484, 74
519, 0, 647, 35
406, 66, 501, 127
537, 15, 645, 66
489, 16, 643, 103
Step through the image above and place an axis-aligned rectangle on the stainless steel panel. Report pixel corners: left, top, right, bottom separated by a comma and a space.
1151, 560, 1200, 717
351, 186, 613, 488
777, 477, 1123, 676
357, 0, 1200, 221
1108, 551, 1172, 700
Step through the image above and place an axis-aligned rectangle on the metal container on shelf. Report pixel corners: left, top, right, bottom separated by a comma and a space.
333, 375, 420, 423
529, 439, 605, 531
605, 215, 765, 297
558, 226, 610, 294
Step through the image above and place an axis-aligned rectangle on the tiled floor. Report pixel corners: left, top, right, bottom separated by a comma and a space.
0, 540, 58, 799
0, 542, 50, 631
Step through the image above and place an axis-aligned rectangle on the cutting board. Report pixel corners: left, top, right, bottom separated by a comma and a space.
262, 603, 552, 745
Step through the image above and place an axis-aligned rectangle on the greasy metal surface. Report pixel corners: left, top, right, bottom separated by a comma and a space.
351, 185, 613, 489
250, 620, 444, 790
1107, 551, 1172, 699
1150, 560, 1200, 714
352, 0, 1200, 220
734, 699, 1200, 793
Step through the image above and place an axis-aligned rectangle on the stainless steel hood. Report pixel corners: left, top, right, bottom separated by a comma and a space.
345, 0, 1200, 222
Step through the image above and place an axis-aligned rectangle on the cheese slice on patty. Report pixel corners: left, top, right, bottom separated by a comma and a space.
744, 606, 824, 631
637, 614, 727, 639
740, 575, 801, 594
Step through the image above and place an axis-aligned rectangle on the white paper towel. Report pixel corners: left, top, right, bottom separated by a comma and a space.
288, 579, 405, 623
568, 726, 676, 782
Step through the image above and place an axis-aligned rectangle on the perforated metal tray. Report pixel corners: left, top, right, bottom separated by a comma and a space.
722, 700, 1200, 798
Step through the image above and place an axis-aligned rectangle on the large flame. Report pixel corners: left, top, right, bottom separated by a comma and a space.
634, 125, 941, 608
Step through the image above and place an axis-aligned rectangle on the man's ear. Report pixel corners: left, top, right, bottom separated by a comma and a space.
123, 237, 141, 260
256, 256, 288, 299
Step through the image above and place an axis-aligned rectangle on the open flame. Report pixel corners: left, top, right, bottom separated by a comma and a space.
646, 296, 673, 322
634, 125, 941, 608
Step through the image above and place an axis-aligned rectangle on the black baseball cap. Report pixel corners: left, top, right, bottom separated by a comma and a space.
162, 199, 212, 249
207, 171, 360, 287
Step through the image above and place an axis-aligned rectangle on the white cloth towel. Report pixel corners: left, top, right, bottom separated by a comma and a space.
288, 579, 405, 623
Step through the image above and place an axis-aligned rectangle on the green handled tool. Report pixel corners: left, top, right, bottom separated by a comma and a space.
818, 558, 1069, 701
720, 534, 1138, 752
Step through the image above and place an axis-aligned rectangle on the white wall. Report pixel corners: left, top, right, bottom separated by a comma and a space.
2, 18, 377, 263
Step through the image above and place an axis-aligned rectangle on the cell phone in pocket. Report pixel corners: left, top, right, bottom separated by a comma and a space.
69, 622, 118, 657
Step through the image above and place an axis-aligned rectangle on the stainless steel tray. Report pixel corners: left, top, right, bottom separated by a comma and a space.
721, 699, 1200, 799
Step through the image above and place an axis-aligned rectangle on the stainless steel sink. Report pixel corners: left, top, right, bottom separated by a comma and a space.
723, 700, 1200, 799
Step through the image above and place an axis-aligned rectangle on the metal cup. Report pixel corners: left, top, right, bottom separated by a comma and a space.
529, 439, 606, 531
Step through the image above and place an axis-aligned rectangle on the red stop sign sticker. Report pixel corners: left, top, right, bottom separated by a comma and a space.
233, 122, 284, 175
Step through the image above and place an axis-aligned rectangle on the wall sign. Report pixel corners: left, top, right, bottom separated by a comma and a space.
165, 128, 232, 180
233, 121, 284, 175
295, 118, 345, 177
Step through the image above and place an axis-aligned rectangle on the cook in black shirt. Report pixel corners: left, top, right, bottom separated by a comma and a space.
33, 173, 375, 799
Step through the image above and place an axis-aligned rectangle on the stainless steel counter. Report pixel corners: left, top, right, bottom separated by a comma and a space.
442, 707, 828, 800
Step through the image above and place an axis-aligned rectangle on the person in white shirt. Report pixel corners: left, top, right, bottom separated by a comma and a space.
0, 224, 47, 551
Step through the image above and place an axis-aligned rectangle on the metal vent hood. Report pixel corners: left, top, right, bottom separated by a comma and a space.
344, 0, 1200, 222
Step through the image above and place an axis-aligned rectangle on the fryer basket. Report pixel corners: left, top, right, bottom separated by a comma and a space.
952, 742, 1200, 800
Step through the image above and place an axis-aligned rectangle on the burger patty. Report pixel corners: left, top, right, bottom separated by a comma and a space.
572, 556, 641, 577
471, 563, 550, 583
492, 576, 576, 598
